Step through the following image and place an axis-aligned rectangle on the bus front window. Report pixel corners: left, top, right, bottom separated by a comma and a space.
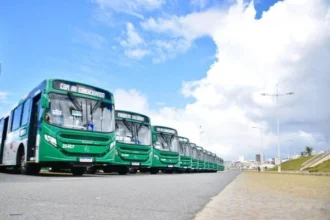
185, 145, 192, 157
192, 148, 198, 159
155, 133, 179, 152
116, 120, 151, 145
47, 93, 115, 132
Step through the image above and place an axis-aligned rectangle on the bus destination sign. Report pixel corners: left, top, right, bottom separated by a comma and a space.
116, 112, 148, 123
53, 80, 108, 99
156, 127, 176, 134
179, 137, 189, 142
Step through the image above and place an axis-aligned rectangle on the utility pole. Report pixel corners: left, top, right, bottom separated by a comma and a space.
261, 84, 294, 172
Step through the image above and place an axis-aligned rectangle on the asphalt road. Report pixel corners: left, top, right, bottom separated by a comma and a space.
0, 171, 240, 220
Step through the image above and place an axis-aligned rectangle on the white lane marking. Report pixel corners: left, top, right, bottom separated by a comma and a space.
49, 177, 93, 181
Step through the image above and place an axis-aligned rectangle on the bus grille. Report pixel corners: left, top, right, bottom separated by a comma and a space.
59, 134, 110, 142
120, 146, 149, 152
61, 151, 108, 157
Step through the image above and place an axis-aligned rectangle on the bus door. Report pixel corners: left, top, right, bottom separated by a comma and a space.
0, 117, 9, 164
27, 94, 41, 161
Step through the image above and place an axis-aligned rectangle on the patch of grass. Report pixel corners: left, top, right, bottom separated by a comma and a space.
306, 159, 330, 172
269, 155, 314, 171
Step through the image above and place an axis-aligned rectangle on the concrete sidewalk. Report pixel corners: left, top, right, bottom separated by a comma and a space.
194, 172, 330, 220
245, 170, 330, 176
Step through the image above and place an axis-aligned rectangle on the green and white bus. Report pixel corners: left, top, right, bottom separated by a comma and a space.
205, 151, 212, 172
104, 110, 152, 175
150, 126, 179, 174
211, 153, 217, 172
190, 143, 199, 171
196, 146, 204, 172
0, 79, 116, 176
178, 136, 192, 172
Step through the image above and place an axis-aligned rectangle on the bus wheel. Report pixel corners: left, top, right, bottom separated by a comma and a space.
19, 152, 40, 175
129, 168, 137, 174
86, 166, 97, 174
149, 168, 159, 174
71, 167, 85, 176
118, 167, 128, 175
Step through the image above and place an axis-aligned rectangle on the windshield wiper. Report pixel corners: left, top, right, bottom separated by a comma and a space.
91, 99, 103, 114
67, 92, 82, 111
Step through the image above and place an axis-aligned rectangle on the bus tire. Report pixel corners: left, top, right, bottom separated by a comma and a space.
71, 167, 85, 176
150, 168, 159, 174
86, 166, 97, 174
18, 148, 40, 175
118, 167, 128, 175
129, 168, 137, 174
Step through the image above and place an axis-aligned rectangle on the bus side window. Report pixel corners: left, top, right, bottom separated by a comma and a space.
11, 105, 23, 131
21, 99, 32, 126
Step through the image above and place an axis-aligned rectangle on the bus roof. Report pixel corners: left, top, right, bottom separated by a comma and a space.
178, 136, 190, 143
115, 110, 150, 123
152, 125, 178, 135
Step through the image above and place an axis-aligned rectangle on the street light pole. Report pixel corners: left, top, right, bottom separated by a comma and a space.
261, 84, 294, 172
252, 126, 264, 170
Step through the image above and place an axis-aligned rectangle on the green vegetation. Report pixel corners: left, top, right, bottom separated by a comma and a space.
270, 155, 314, 171
306, 159, 330, 172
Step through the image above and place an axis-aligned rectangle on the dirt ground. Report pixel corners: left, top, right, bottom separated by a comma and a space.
194, 172, 330, 220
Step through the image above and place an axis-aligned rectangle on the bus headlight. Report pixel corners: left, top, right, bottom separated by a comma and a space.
109, 142, 116, 150
45, 134, 57, 147
154, 155, 159, 160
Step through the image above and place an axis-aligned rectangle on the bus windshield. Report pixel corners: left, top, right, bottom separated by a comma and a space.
115, 120, 151, 145
192, 148, 198, 159
185, 145, 192, 156
197, 150, 204, 160
46, 93, 115, 132
155, 133, 179, 152
179, 141, 189, 156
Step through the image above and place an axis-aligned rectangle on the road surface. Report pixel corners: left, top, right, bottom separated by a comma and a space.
0, 171, 239, 220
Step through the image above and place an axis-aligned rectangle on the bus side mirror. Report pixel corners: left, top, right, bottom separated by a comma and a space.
41, 94, 49, 109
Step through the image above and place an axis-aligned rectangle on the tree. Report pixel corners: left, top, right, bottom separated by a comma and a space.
301, 151, 304, 156
305, 146, 313, 156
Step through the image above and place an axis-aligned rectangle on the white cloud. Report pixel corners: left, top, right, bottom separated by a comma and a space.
124, 48, 150, 59
191, 0, 207, 8
92, 0, 165, 19
116, 0, 330, 160
114, 89, 150, 115
120, 22, 144, 47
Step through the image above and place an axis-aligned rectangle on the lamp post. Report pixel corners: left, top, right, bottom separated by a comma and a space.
261, 84, 294, 172
252, 126, 264, 170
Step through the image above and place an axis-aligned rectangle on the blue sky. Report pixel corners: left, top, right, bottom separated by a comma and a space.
4, 0, 327, 161
0, 0, 280, 112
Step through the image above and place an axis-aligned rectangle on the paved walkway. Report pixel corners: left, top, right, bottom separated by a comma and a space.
194, 172, 330, 220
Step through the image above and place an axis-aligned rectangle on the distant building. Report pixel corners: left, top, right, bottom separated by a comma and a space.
256, 154, 261, 163
273, 157, 281, 165
238, 156, 245, 162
